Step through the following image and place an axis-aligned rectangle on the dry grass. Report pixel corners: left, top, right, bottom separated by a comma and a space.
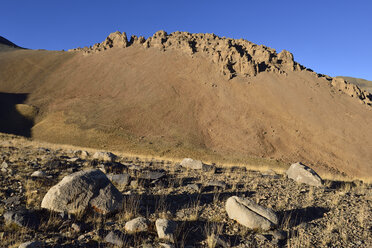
204, 221, 224, 248
119, 194, 141, 222
5, 132, 372, 184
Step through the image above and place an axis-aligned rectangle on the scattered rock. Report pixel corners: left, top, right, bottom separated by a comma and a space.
159, 243, 175, 248
186, 183, 200, 191
140, 170, 165, 180
41, 169, 123, 214
124, 217, 149, 233
269, 229, 287, 241
106, 173, 130, 187
75, 150, 89, 159
104, 230, 126, 247
18, 241, 44, 248
4, 209, 40, 229
31, 170, 46, 178
225, 196, 278, 230
180, 158, 215, 171
3, 195, 22, 207
71, 223, 81, 233
92, 151, 116, 162
286, 162, 323, 187
155, 218, 177, 242
1, 161, 8, 173
206, 180, 227, 189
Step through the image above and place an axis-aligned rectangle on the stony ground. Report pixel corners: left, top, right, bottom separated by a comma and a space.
0, 133, 371, 247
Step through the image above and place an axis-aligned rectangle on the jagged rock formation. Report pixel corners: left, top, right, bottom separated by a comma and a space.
331, 77, 372, 105
69, 30, 301, 79
69, 31, 372, 106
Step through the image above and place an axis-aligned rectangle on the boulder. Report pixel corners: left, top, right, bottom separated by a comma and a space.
41, 169, 123, 214
180, 158, 215, 171
92, 151, 116, 162
124, 217, 149, 233
225, 196, 278, 230
286, 162, 323, 187
155, 218, 177, 242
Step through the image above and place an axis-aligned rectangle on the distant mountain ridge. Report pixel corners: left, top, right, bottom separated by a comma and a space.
0, 36, 22, 50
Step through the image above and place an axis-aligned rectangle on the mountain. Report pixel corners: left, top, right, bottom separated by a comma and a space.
0, 31, 371, 178
0, 36, 22, 50
336, 76, 372, 93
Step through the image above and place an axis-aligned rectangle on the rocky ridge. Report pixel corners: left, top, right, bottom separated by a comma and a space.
69, 31, 372, 106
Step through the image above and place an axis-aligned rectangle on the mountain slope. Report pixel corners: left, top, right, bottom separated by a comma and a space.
0, 31, 371, 178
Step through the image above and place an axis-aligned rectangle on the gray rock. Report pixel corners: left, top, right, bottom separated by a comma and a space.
3, 195, 21, 207
31, 171, 46, 178
104, 230, 126, 246
186, 183, 200, 191
41, 169, 123, 215
124, 217, 149, 233
75, 150, 89, 159
225, 196, 278, 230
286, 162, 323, 187
159, 243, 175, 248
206, 180, 227, 189
107, 173, 130, 187
1, 161, 8, 173
92, 151, 116, 162
155, 218, 177, 242
140, 171, 165, 180
269, 230, 287, 240
4, 209, 40, 229
180, 158, 215, 171
18, 241, 44, 248
71, 223, 81, 232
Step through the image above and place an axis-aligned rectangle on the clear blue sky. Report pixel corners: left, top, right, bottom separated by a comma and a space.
1, 0, 371, 79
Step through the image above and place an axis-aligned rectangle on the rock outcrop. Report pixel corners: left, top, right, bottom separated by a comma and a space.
69, 31, 372, 107
225, 196, 278, 231
69, 30, 301, 79
331, 77, 372, 106
41, 169, 123, 214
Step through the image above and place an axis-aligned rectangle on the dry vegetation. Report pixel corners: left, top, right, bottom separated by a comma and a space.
0, 133, 371, 247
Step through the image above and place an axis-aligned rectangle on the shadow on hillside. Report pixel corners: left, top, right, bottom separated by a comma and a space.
0, 92, 33, 137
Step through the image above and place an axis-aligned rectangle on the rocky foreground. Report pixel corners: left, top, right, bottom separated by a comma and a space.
0, 133, 371, 247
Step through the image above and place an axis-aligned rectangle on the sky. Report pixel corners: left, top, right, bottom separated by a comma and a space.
1, 0, 371, 79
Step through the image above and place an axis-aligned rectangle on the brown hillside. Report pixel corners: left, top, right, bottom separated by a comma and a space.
0, 31, 371, 178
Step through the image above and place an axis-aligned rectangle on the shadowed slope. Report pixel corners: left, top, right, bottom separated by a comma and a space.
0, 32, 371, 178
